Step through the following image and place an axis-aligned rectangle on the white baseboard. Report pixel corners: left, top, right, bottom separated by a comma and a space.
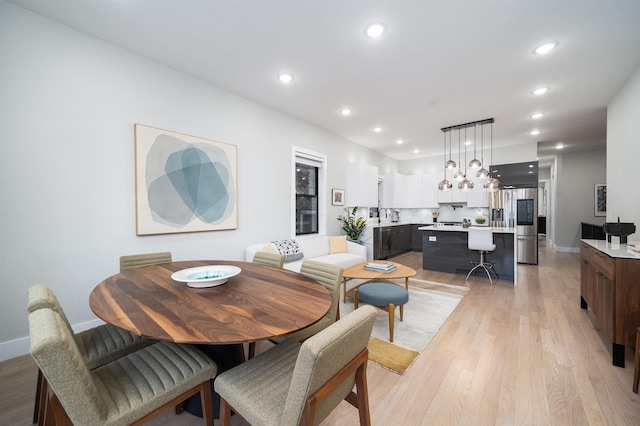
0, 318, 105, 362
554, 245, 580, 253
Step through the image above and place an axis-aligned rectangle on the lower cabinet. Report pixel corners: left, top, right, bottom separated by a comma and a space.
580, 242, 640, 367
373, 225, 412, 259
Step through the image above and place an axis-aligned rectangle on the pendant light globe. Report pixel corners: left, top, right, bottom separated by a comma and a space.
476, 167, 490, 179
438, 179, 453, 192
458, 178, 474, 192
484, 177, 500, 193
454, 170, 465, 181
445, 159, 457, 170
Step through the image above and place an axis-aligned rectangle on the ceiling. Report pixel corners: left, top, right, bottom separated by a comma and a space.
10, 0, 640, 166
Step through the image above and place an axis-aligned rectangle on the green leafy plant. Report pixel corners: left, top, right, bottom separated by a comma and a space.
337, 207, 367, 241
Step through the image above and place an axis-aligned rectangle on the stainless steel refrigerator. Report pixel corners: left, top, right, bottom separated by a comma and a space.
489, 188, 538, 264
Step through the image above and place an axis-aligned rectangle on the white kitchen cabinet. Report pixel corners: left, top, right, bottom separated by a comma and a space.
421, 173, 440, 208
404, 174, 423, 208
382, 172, 405, 208
347, 162, 378, 207
466, 175, 489, 207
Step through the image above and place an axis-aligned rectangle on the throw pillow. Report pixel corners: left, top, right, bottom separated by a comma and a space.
272, 239, 304, 263
329, 236, 348, 254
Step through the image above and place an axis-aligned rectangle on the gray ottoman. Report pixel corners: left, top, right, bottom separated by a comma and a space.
354, 282, 409, 342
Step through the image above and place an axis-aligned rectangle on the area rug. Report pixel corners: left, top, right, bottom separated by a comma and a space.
340, 278, 467, 375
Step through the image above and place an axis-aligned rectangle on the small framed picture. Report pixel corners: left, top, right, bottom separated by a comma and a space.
332, 189, 345, 206
594, 184, 606, 217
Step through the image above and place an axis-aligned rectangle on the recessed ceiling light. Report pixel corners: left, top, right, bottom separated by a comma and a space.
374, 126, 383, 133
532, 87, 550, 96
533, 41, 558, 55
531, 112, 545, 119
277, 73, 293, 83
556, 143, 565, 149
365, 22, 386, 38
530, 130, 541, 136
341, 108, 352, 116
465, 140, 472, 146
396, 139, 404, 145
413, 149, 420, 154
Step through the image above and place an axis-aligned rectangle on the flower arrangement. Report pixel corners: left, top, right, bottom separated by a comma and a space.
337, 207, 367, 241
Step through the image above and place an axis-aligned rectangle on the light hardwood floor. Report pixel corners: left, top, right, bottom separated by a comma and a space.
2, 238, 640, 425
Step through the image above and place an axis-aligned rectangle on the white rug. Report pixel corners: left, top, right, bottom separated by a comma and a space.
340, 278, 467, 353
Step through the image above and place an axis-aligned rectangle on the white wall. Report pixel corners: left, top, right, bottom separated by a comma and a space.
552, 149, 607, 250
607, 65, 640, 236
0, 2, 395, 359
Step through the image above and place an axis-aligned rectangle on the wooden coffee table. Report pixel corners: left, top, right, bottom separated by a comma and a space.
342, 261, 416, 303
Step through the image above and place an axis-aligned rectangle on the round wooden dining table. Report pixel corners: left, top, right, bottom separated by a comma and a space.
90, 260, 332, 419
89, 260, 332, 345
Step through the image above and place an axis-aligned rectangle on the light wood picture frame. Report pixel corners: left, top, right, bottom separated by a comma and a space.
134, 124, 237, 235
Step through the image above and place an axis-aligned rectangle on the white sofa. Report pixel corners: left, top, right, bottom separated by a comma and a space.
245, 236, 366, 272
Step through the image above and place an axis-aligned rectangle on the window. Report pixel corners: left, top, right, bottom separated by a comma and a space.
295, 163, 318, 235
293, 147, 326, 237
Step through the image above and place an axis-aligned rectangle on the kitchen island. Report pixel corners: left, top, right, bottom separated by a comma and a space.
418, 225, 517, 284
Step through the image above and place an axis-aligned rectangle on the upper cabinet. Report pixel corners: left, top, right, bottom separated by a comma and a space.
347, 162, 378, 207
382, 172, 406, 208
404, 174, 423, 208
466, 174, 489, 207
421, 173, 440, 208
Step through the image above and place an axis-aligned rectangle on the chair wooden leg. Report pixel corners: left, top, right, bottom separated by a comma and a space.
200, 381, 214, 426
354, 289, 359, 309
247, 342, 256, 360
399, 304, 404, 321
354, 359, 371, 426
633, 327, 640, 393
34, 369, 48, 426
388, 303, 395, 342
219, 397, 232, 426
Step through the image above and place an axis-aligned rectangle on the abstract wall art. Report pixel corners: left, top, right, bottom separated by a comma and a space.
135, 124, 238, 235
594, 183, 606, 217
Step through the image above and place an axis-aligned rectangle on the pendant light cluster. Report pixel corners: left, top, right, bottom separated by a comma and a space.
438, 118, 499, 193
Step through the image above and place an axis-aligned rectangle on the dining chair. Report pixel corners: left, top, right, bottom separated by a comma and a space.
29, 307, 218, 426
119, 251, 172, 271
252, 251, 285, 268
276, 260, 344, 343
215, 305, 377, 426
27, 285, 154, 426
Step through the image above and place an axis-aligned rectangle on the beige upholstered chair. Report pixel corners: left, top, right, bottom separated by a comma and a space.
249, 260, 344, 360
280, 260, 344, 343
27, 285, 153, 425
252, 251, 285, 268
29, 307, 217, 426
215, 305, 377, 426
119, 251, 172, 271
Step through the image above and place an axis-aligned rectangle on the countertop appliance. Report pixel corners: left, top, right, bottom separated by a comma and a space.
603, 218, 636, 243
391, 209, 400, 223
490, 188, 538, 264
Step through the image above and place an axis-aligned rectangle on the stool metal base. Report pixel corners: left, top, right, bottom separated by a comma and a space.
465, 250, 497, 284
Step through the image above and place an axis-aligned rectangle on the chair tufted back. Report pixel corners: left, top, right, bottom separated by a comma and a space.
300, 260, 343, 324
252, 251, 285, 268
27, 284, 74, 333
119, 252, 172, 271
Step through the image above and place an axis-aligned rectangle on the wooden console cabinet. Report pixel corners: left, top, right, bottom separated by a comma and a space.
580, 241, 640, 367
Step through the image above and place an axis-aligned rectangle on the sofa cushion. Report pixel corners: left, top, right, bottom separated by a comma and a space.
328, 236, 347, 254
312, 253, 364, 269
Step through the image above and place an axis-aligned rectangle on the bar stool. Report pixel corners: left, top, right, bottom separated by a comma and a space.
466, 227, 497, 284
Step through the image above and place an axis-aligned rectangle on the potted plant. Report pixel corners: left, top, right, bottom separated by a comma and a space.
337, 207, 367, 242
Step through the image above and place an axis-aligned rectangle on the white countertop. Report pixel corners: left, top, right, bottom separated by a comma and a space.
417, 225, 515, 233
581, 239, 640, 259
